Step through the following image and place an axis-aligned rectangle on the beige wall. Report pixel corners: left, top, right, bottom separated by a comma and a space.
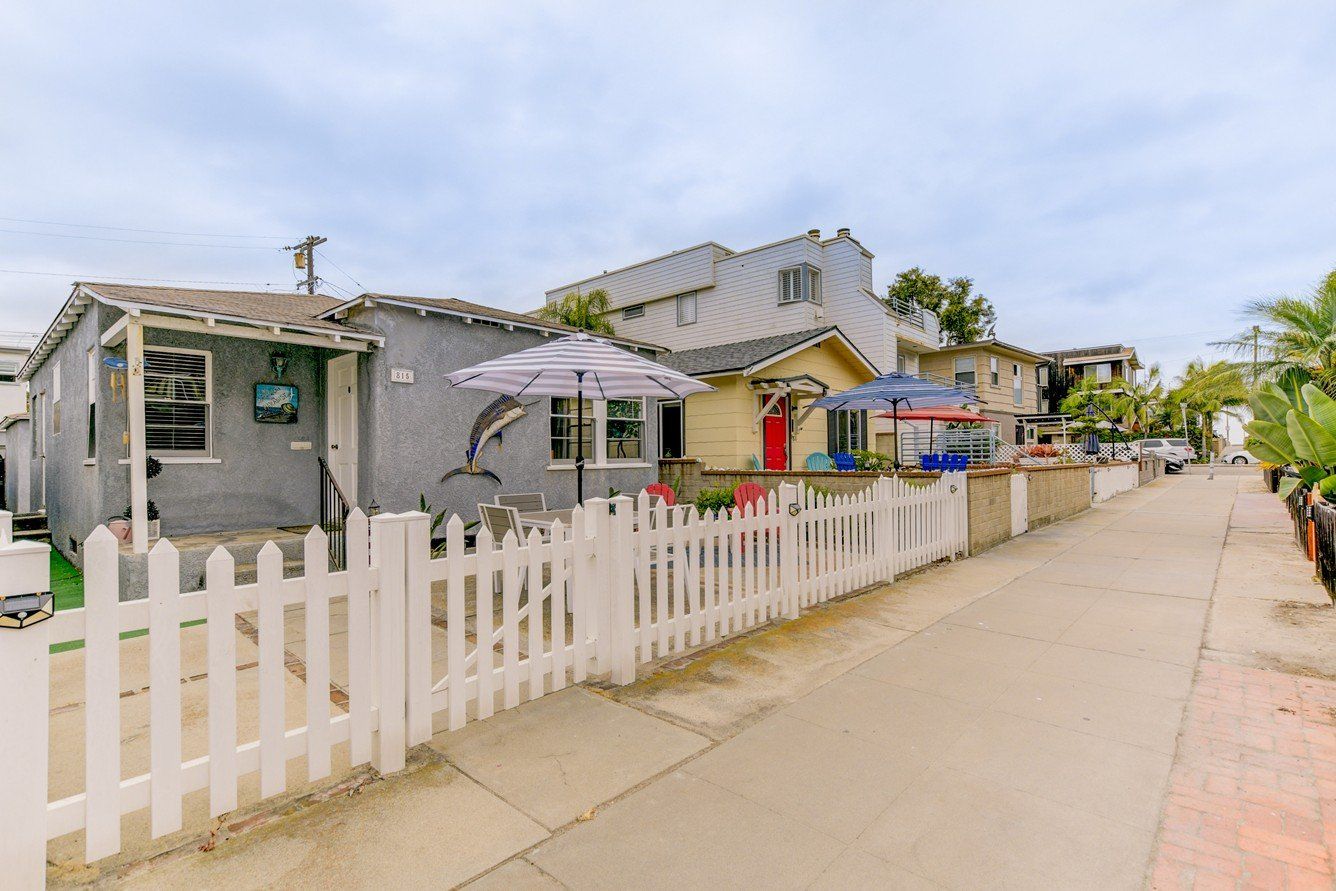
919, 347, 1041, 416
679, 338, 875, 470
966, 469, 1013, 555
1022, 464, 1092, 529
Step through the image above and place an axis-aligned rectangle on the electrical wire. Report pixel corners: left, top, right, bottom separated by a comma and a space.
0, 216, 288, 240
314, 248, 366, 292
0, 268, 299, 288
0, 226, 280, 250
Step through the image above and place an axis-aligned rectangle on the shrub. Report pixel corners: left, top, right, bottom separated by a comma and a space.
124, 500, 160, 521
851, 449, 894, 472
1025, 444, 1060, 458
694, 486, 735, 516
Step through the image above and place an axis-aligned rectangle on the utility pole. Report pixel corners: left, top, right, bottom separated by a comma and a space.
285, 235, 328, 295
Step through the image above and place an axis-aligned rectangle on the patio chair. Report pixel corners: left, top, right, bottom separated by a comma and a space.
832, 452, 856, 472
747, 454, 762, 470
920, 453, 937, 471
643, 482, 677, 507
496, 492, 546, 513
805, 452, 836, 471
477, 503, 524, 543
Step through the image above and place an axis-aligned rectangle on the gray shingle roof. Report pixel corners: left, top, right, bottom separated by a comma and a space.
80, 283, 361, 335
659, 327, 839, 376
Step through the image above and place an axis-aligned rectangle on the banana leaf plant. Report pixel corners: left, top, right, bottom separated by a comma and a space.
1244, 382, 1336, 499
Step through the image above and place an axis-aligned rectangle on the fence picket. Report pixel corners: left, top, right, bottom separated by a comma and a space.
203, 545, 238, 820
83, 527, 121, 860
303, 528, 332, 780
702, 509, 717, 642
502, 532, 521, 710
148, 539, 183, 838
636, 492, 653, 661
475, 527, 496, 719
550, 520, 568, 691
672, 506, 688, 652
654, 498, 669, 658
256, 541, 286, 798
371, 516, 406, 775
345, 509, 373, 767
405, 513, 432, 745
446, 515, 468, 731
527, 527, 546, 701
570, 505, 589, 683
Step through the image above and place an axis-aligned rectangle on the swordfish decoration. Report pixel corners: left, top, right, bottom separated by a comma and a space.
441, 394, 532, 485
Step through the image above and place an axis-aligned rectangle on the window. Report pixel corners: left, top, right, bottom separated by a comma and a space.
1012, 363, 1023, 406
989, 356, 999, 386
87, 348, 97, 461
1092, 362, 1112, 383
0, 359, 17, 383
51, 360, 61, 435
953, 356, 975, 386
658, 400, 684, 459
550, 397, 645, 465
896, 354, 907, 373
778, 267, 803, 304
676, 292, 697, 326
1037, 364, 1050, 388
807, 268, 822, 305
144, 347, 211, 456
831, 410, 864, 452
622, 304, 645, 320
605, 398, 644, 461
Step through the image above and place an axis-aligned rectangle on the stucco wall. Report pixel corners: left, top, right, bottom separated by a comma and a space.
1022, 464, 1092, 529
2, 418, 32, 512
356, 305, 660, 523
966, 468, 1013, 554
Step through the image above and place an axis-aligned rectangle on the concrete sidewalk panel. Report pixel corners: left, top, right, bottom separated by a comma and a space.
991, 672, 1185, 754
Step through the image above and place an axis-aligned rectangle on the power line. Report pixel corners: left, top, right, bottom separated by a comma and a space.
0, 267, 300, 288
314, 248, 365, 292
284, 235, 327, 295
0, 216, 288, 239
0, 226, 279, 250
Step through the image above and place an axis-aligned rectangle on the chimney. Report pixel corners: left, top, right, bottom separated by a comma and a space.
807, 228, 821, 240
836, 227, 851, 238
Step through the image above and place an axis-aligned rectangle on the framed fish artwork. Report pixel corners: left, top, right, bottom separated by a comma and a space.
255, 383, 299, 424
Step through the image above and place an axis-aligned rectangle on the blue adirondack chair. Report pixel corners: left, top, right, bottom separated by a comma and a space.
832, 452, 857, 472
920, 454, 938, 471
806, 452, 836, 471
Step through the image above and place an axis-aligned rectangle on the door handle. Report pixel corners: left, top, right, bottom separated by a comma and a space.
331, 444, 339, 450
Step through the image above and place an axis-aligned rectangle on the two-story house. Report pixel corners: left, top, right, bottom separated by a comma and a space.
917, 339, 1049, 444
0, 331, 38, 512
542, 228, 941, 469
1040, 343, 1143, 412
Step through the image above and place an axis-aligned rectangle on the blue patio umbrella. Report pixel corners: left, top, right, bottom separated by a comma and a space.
811, 372, 978, 470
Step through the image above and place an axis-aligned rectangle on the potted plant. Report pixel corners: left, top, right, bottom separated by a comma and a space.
123, 501, 161, 540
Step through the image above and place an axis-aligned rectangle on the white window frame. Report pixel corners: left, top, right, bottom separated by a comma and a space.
676, 292, 697, 326
989, 356, 999, 386
622, 304, 645, 320
549, 396, 649, 468
807, 267, 822, 305
896, 354, 907, 373
51, 360, 61, 435
778, 267, 803, 304
143, 345, 213, 458
1093, 362, 1112, 383
953, 356, 975, 387
1012, 363, 1023, 406
87, 347, 97, 462
832, 410, 864, 453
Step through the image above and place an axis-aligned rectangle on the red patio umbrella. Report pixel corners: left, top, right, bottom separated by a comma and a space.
877, 406, 998, 456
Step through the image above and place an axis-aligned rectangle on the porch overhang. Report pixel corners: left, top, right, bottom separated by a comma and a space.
747, 374, 830, 431
99, 305, 382, 353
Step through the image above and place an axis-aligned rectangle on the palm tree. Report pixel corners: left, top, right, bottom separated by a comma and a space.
535, 289, 616, 336
1214, 269, 1336, 393
1170, 359, 1249, 458
1110, 363, 1163, 432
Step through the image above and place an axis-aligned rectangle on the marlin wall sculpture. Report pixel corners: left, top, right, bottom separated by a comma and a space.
441, 394, 532, 484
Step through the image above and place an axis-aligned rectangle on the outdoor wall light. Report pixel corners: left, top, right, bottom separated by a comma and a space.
0, 591, 54, 629
788, 503, 801, 517
271, 354, 290, 379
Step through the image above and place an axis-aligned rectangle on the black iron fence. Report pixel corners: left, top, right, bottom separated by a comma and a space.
1312, 500, 1336, 601
318, 457, 350, 570
1284, 477, 1308, 550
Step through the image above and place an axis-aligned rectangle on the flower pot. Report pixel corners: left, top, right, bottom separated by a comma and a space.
147, 519, 161, 541
107, 518, 132, 542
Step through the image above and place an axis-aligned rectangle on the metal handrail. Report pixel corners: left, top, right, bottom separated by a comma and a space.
317, 456, 351, 570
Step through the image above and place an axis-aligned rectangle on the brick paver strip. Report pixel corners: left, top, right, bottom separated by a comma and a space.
1150, 660, 1336, 889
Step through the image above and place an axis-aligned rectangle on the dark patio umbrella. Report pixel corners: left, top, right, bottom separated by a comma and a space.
813, 372, 978, 470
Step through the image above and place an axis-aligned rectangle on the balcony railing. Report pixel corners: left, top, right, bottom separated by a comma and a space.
913, 371, 978, 400
886, 296, 926, 328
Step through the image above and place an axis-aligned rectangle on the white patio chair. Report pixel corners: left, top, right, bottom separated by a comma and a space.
477, 503, 524, 543
496, 492, 547, 513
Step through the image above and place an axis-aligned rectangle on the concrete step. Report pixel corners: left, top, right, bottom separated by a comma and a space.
210, 558, 308, 589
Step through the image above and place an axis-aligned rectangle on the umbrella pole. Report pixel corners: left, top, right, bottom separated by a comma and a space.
929, 418, 935, 459
893, 402, 901, 472
576, 372, 586, 504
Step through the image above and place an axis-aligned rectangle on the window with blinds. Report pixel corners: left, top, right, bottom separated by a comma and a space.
778, 267, 803, 303
144, 348, 211, 456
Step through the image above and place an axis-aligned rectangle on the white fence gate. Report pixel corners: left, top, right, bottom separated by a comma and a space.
0, 475, 969, 884
1010, 473, 1029, 536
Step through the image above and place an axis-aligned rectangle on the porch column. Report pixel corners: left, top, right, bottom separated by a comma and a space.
127, 316, 149, 554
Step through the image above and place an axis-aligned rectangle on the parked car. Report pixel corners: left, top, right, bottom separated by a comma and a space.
1133, 438, 1196, 463
1220, 445, 1258, 464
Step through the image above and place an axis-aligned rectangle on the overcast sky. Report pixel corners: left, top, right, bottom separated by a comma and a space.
2, 2, 1333, 380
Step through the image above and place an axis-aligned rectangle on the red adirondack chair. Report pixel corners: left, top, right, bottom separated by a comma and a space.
643, 482, 677, 506
732, 482, 767, 513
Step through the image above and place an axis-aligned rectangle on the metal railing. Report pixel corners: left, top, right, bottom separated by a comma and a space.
318, 456, 350, 569
897, 427, 998, 464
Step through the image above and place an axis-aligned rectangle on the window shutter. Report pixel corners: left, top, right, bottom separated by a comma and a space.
859, 411, 868, 450
827, 411, 838, 455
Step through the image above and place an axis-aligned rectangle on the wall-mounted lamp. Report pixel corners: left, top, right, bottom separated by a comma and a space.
271, 354, 289, 379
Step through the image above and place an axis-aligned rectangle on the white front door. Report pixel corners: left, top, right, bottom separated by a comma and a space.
326, 354, 358, 503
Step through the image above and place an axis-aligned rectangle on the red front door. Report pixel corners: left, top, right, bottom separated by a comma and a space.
762, 397, 790, 470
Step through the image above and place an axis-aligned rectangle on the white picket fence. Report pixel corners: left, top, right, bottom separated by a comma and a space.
0, 475, 967, 883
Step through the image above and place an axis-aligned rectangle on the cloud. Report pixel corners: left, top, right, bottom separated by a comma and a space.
1, 1, 1334, 381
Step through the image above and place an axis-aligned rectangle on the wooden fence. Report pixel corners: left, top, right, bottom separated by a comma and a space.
0, 474, 968, 883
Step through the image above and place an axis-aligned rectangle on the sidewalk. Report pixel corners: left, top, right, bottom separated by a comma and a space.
92, 474, 1336, 889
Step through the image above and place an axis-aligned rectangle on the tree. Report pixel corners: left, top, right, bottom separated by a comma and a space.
884, 267, 997, 345
1111, 363, 1163, 432
535, 289, 616, 335
1059, 375, 1126, 439
1168, 359, 1249, 459
1213, 269, 1336, 394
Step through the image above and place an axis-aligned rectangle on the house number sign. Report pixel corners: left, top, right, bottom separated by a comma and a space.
390, 368, 415, 384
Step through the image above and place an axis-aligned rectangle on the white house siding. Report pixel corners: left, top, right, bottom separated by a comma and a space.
821, 288, 895, 373
544, 242, 717, 310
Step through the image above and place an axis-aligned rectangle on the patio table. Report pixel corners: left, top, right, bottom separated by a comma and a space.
517, 507, 679, 533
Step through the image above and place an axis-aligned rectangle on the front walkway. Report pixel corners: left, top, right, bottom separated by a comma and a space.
90, 474, 1336, 889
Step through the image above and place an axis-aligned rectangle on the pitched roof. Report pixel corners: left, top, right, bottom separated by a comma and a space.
925, 338, 1051, 362
658, 327, 870, 377
82, 283, 356, 334
319, 293, 664, 350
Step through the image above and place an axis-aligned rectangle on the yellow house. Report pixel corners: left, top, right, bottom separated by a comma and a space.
659, 326, 879, 469
917, 339, 1049, 444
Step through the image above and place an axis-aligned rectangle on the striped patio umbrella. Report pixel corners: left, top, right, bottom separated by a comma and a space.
445, 332, 714, 502
812, 372, 978, 469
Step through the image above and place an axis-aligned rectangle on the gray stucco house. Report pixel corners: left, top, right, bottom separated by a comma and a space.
19, 282, 662, 569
